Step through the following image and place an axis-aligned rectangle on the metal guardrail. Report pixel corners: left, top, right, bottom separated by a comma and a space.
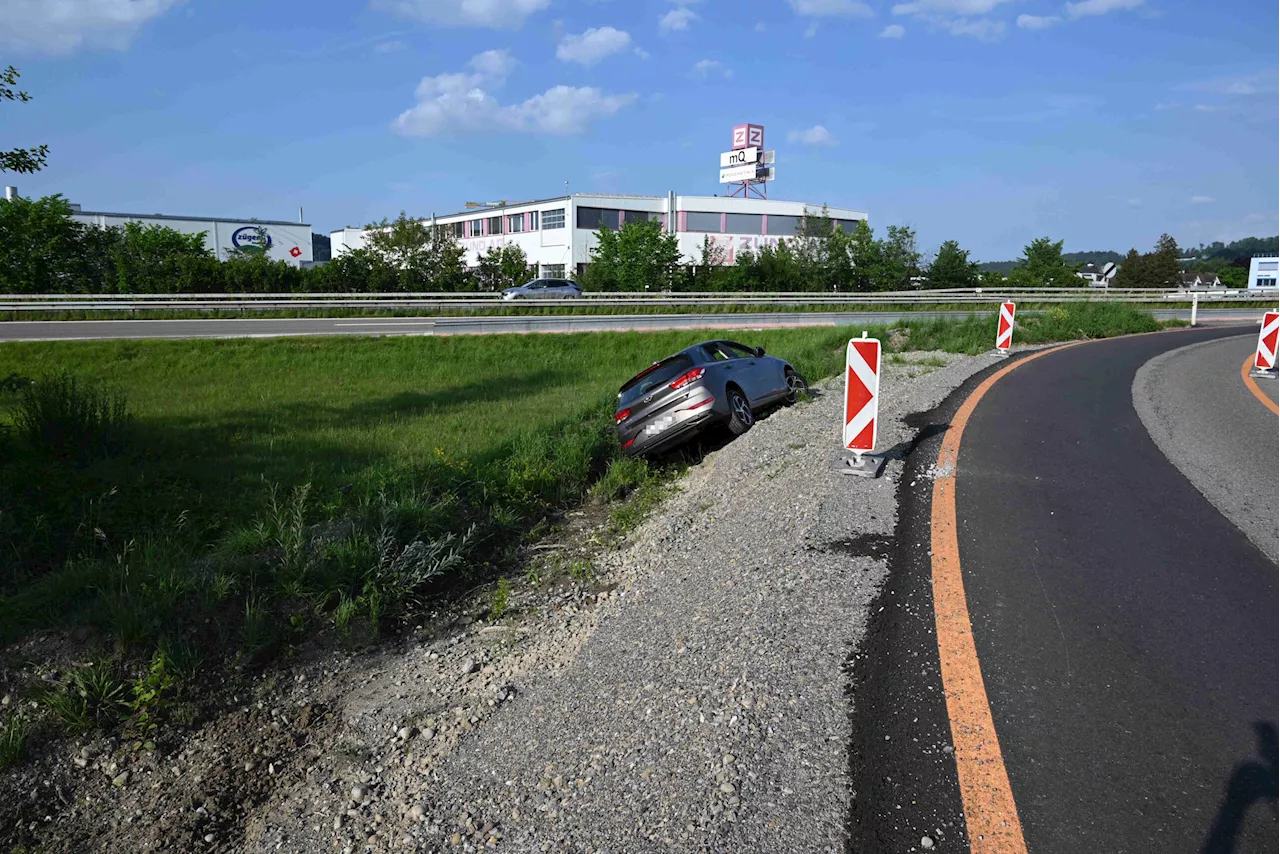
0, 288, 1275, 313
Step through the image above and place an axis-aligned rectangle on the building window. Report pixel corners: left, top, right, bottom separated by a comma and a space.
622, 210, 657, 226
724, 213, 762, 234
1258, 278, 1277, 288
542, 264, 565, 278
488, 216, 503, 235
507, 214, 524, 233
577, 207, 620, 231
686, 211, 722, 233
576, 263, 588, 277
450, 221, 465, 239
766, 215, 801, 236
530, 211, 539, 230
836, 219, 864, 233
542, 208, 565, 229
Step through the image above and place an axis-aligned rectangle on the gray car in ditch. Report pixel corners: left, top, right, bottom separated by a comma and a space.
614, 340, 806, 457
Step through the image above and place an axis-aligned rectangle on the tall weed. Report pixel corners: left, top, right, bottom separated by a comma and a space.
13, 370, 131, 460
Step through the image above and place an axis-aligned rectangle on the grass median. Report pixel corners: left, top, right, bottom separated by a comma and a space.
0, 302, 1174, 754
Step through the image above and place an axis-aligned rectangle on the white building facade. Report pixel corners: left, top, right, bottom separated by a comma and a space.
1246, 255, 1278, 289
331, 193, 868, 279
69, 208, 313, 266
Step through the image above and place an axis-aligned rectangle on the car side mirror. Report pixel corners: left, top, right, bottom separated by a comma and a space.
756, 347, 766, 357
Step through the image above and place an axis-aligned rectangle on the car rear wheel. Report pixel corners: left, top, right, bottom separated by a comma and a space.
727, 388, 754, 435
785, 369, 807, 405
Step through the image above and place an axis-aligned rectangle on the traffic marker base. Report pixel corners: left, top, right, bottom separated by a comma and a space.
1250, 368, 1277, 379
836, 452, 884, 478
991, 349, 1010, 359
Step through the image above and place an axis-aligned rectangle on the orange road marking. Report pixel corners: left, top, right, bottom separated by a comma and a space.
930, 343, 1082, 853
1240, 354, 1279, 416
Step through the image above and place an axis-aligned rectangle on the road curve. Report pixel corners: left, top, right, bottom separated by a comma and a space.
956, 327, 1277, 853
0, 308, 1258, 342
847, 325, 1277, 854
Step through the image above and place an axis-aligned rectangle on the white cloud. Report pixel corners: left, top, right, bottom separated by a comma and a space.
659, 7, 698, 30
1192, 103, 1217, 112
372, 0, 549, 29
1127, 198, 1142, 207
879, 23, 906, 36
0, 0, 183, 53
892, 0, 1013, 14
1180, 71, 1276, 97
1154, 101, 1179, 110
393, 49, 635, 137
788, 0, 874, 18
892, 0, 1010, 40
788, 125, 837, 146
1064, 0, 1143, 19
754, 21, 767, 32
556, 26, 631, 65
692, 58, 733, 79
947, 17, 1004, 37
1190, 196, 1216, 204
374, 39, 408, 52
1016, 13, 1061, 29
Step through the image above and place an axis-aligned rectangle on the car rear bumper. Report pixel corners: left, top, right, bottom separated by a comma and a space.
618, 393, 725, 457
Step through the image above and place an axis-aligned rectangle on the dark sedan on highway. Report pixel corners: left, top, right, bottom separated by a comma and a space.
615, 340, 806, 457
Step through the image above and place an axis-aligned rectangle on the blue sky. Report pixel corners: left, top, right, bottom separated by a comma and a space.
3, 0, 1276, 261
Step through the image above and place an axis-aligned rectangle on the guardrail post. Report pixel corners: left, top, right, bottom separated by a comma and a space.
1191, 292, 1198, 327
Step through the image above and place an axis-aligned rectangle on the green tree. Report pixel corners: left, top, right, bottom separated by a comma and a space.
1145, 233, 1181, 287
846, 220, 879, 293
1112, 248, 1148, 288
362, 212, 467, 291
475, 243, 529, 292
1007, 237, 1083, 288
111, 221, 213, 292
691, 235, 730, 292
1, 66, 48, 174
578, 219, 680, 292
978, 269, 1006, 287
926, 240, 979, 289
874, 225, 921, 291
0, 194, 82, 293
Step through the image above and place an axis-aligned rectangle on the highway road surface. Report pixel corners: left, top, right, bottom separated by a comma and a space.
850, 326, 1277, 853
0, 308, 1260, 342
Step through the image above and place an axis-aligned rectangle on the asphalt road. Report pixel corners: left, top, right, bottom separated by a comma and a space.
849, 325, 1277, 854
961, 327, 1277, 852
0, 308, 1257, 342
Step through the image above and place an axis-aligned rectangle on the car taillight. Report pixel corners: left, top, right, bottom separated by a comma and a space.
686, 396, 714, 411
669, 368, 705, 390
615, 408, 631, 424
622, 437, 635, 449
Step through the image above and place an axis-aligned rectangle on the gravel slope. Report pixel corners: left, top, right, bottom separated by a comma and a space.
1133, 333, 1279, 563
247, 348, 1010, 854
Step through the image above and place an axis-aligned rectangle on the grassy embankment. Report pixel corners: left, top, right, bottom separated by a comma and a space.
0, 303, 1171, 761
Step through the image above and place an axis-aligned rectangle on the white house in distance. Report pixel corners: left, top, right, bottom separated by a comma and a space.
1077, 262, 1117, 287
1246, 254, 1278, 289
331, 192, 868, 279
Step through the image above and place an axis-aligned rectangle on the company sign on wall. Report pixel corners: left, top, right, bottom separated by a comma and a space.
231, 226, 273, 254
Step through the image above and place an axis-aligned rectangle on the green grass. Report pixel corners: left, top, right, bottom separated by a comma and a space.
0, 303, 1176, 706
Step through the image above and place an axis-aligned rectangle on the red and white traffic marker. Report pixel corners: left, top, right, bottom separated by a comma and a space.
841, 334, 882, 477
1253, 311, 1279, 376
995, 301, 1016, 354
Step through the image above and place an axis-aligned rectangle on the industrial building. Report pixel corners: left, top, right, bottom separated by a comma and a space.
1246, 254, 1278, 289
2, 187, 315, 267
330, 193, 868, 279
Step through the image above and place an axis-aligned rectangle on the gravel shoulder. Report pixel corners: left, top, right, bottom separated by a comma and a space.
1133, 333, 1279, 563
4, 347, 1015, 854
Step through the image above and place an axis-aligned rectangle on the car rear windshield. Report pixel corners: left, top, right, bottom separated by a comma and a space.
618, 354, 695, 406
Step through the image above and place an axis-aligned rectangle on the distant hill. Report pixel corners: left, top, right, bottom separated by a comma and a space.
979, 250, 1122, 274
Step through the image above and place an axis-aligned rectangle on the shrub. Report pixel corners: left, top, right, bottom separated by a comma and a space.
13, 371, 131, 460
37, 660, 131, 734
